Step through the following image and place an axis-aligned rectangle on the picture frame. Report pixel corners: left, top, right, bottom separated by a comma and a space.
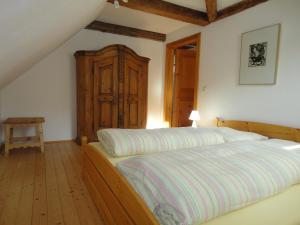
239, 24, 281, 85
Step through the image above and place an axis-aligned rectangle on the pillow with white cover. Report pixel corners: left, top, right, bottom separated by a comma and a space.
213, 127, 268, 142
97, 127, 225, 157
261, 139, 300, 151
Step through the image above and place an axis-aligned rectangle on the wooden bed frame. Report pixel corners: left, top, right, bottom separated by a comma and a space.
82, 119, 300, 225
216, 118, 300, 142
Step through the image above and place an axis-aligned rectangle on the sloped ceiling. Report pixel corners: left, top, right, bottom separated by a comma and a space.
0, 0, 106, 88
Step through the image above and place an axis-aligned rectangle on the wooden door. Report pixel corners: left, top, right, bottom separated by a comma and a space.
123, 56, 147, 128
93, 56, 119, 133
172, 49, 197, 127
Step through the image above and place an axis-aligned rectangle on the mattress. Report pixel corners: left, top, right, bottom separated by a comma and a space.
204, 184, 300, 225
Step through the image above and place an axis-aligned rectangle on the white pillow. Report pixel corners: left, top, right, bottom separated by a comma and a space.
97, 127, 225, 157
261, 139, 300, 151
213, 127, 268, 142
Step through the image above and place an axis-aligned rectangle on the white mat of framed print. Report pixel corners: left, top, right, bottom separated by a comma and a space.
239, 24, 281, 85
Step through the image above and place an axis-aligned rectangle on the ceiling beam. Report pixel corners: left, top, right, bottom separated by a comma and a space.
205, 0, 217, 22
216, 0, 268, 21
86, 20, 166, 42
107, 0, 209, 26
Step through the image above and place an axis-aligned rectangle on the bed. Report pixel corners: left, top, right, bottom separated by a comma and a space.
82, 118, 300, 225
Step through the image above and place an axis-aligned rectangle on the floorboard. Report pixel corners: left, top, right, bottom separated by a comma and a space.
0, 142, 104, 225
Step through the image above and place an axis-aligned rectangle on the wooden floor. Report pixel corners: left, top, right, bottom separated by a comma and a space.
0, 141, 104, 225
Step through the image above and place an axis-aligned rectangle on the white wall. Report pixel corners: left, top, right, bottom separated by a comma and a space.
167, 0, 300, 127
1, 30, 165, 141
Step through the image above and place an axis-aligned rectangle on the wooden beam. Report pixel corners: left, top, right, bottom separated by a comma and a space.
107, 0, 209, 26
205, 0, 217, 22
86, 21, 166, 42
216, 0, 268, 21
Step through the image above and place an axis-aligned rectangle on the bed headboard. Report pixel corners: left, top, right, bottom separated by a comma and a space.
216, 118, 300, 143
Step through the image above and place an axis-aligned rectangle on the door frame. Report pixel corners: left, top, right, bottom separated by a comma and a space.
163, 33, 201, 125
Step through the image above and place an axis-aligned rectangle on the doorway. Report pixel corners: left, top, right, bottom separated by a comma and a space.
164, 33, 201, 127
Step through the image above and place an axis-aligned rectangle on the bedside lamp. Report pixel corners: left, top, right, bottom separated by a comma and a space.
162, 121, 170, 128
189, 110, 200, 128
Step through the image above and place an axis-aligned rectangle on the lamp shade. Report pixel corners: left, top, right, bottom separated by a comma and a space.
163, 121, 170, 128
189, 110, 200, 121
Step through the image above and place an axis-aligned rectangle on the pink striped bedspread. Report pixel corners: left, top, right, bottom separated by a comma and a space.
117, 141, 300, 225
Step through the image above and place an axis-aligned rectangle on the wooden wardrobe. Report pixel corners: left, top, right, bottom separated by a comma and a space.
75, 45, 149, 143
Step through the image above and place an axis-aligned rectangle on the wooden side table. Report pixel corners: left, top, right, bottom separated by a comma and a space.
4, 117, 45, 156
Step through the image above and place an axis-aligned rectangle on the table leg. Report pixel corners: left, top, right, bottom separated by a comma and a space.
37, 123, 45, 153
4, 125, 11, 156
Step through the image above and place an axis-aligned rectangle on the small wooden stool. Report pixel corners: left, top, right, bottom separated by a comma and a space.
4, 117, 45, 156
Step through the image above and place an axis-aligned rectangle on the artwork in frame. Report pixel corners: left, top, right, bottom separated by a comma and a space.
239, 24, 281, 85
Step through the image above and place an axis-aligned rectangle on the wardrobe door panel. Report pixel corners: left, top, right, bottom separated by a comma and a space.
93, 56, 118, 133
124, 59, 144, 128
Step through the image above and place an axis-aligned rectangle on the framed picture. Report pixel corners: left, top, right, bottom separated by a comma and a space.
239, 24, 281, 85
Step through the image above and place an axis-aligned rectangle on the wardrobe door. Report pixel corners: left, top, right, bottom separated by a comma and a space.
123, 57, 147, 128
93, 56, 119, 133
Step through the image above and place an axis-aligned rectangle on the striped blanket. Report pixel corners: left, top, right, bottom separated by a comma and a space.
98, 127, 225, 157
117, 141, 300, 225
